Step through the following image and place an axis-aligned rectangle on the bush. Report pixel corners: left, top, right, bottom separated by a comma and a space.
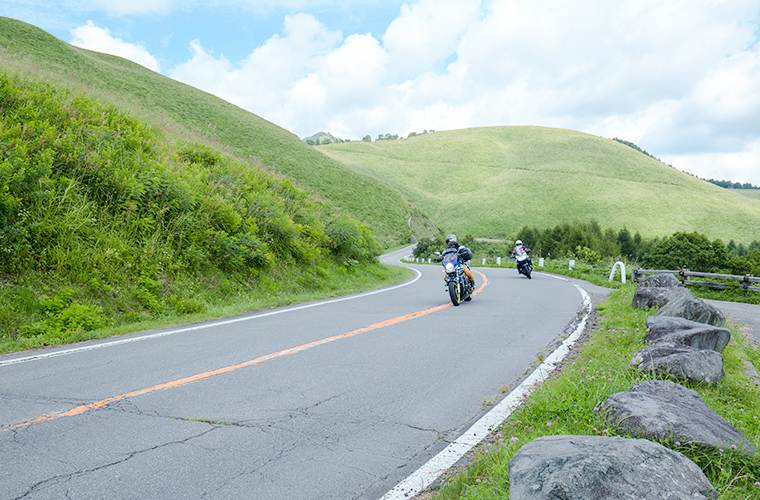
326, 216, 380, 262
641, 232, 728, 272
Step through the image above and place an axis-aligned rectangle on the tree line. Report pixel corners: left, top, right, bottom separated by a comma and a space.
704, 178, 760, 190
413, 221, 760, 276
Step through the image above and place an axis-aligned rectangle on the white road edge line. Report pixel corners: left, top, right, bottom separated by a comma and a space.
380, 284, 592, 500
0, 267, 423, 368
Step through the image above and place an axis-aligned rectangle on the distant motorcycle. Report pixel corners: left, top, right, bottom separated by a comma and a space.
436, 249, 474, 306
514, 249, 533, 279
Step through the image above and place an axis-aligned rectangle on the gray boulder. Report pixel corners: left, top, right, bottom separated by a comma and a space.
639, 273, 683, 288
646, 316, 731, 352
657, 293, 726, 326
509, 435, 716, 499
598, 381, 756, 455
632, 343, 724, 384
632, 286, 689, 309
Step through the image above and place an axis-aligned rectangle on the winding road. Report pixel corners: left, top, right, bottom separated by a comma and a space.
1, 248, 597, 499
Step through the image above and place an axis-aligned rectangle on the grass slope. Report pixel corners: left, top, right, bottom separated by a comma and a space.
322, 126, 760, 242
0, 17, 432, 246
0, 71, 409, 352
732, 189, 760, 200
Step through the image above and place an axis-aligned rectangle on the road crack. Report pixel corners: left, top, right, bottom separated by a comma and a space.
11, 427, 217, 500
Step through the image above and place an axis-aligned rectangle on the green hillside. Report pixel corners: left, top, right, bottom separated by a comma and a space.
321, 126, 760, 242
0, 17, 433, 246
0, 71, 408, 352
733, 189, 760, 200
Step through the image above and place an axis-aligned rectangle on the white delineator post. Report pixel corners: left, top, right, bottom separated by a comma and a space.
496, 257, 502, 266
568, 259, 576, 269
609, 261, 627, 284
539, 258, 545, 268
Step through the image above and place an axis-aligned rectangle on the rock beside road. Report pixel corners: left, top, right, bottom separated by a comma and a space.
632, 286, 689, 309
657, 293, 726, 326
632, 343, 724, 384
509, 435, 716, 499
639, 273, 683, 288
598, 381, 756, 456
646, 316, 731, 352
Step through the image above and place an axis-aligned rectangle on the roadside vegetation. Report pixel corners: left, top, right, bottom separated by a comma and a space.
433, 287, 760, 499
413, 223, 760, 301
0, 72, 410, 353
0, 17, 435, 247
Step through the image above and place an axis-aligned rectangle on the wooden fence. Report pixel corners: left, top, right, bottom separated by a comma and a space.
633, 268, 760, 292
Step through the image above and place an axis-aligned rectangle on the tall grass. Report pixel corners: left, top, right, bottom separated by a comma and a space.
0, 72, 405, 351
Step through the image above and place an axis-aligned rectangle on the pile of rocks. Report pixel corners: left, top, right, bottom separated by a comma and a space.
507, 274, 755, 499
631, 274, 728, 385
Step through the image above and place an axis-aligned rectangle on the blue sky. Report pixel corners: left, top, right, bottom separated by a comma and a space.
3, 1, 404, 68
3, 1, 760, 183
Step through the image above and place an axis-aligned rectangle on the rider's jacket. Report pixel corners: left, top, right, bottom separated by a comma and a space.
442, 243, 472, 263
513, 244, 530, 257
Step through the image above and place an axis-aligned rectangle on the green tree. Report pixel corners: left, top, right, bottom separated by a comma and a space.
618, 228, 635, 259
641, 232, 728, 272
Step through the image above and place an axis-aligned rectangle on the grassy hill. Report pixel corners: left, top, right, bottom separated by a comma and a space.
0, 17, 433, 247
733, 189, 760, 200
321, 126, 760, 242
0, 71, 411, 352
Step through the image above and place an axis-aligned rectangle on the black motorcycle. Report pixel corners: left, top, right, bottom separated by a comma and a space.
437, 249, 474, 306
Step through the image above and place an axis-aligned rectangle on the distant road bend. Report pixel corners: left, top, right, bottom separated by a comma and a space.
0, 247, 589, 499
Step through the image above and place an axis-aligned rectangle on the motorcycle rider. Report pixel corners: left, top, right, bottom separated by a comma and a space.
512, 239, 530, 257
437, 234, 475, 285
512, 239, 531, 272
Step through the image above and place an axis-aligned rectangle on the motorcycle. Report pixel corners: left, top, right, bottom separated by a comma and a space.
436, 250, 474, 306
514, 250, 533, 279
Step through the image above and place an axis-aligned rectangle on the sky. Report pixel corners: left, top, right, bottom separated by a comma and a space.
3, 0, 760, 184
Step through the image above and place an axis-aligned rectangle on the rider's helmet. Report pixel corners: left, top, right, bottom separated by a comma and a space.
445, 234, 458, 247
515, 240, 523, 247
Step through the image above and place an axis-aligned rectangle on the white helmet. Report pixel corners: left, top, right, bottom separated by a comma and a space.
515, 240, 523, 246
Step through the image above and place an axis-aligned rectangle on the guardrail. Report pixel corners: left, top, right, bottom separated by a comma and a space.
633, 268, 760, 292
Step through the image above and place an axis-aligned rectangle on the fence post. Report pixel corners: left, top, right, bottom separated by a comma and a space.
679, 268, 688, 286
743, 274, 751, 290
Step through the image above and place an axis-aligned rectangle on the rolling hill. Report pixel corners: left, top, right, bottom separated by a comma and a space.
0, 17, 434, 247
321, 126, 760, 242
733, 189, 760, 200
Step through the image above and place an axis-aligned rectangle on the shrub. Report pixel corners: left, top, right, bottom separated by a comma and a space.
641, 232, 729, 272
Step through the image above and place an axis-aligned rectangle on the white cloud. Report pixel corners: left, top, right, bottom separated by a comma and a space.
164, 0, 760, 183
382, 0, 481, 78
663, 140, 760, 185
70, 21, 160, 71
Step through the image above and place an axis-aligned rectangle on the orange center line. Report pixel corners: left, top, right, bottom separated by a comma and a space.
2, 269, 489, 433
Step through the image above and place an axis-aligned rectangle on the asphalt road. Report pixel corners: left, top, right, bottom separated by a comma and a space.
1, 248, 589, 499
706, 299, 760, 344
